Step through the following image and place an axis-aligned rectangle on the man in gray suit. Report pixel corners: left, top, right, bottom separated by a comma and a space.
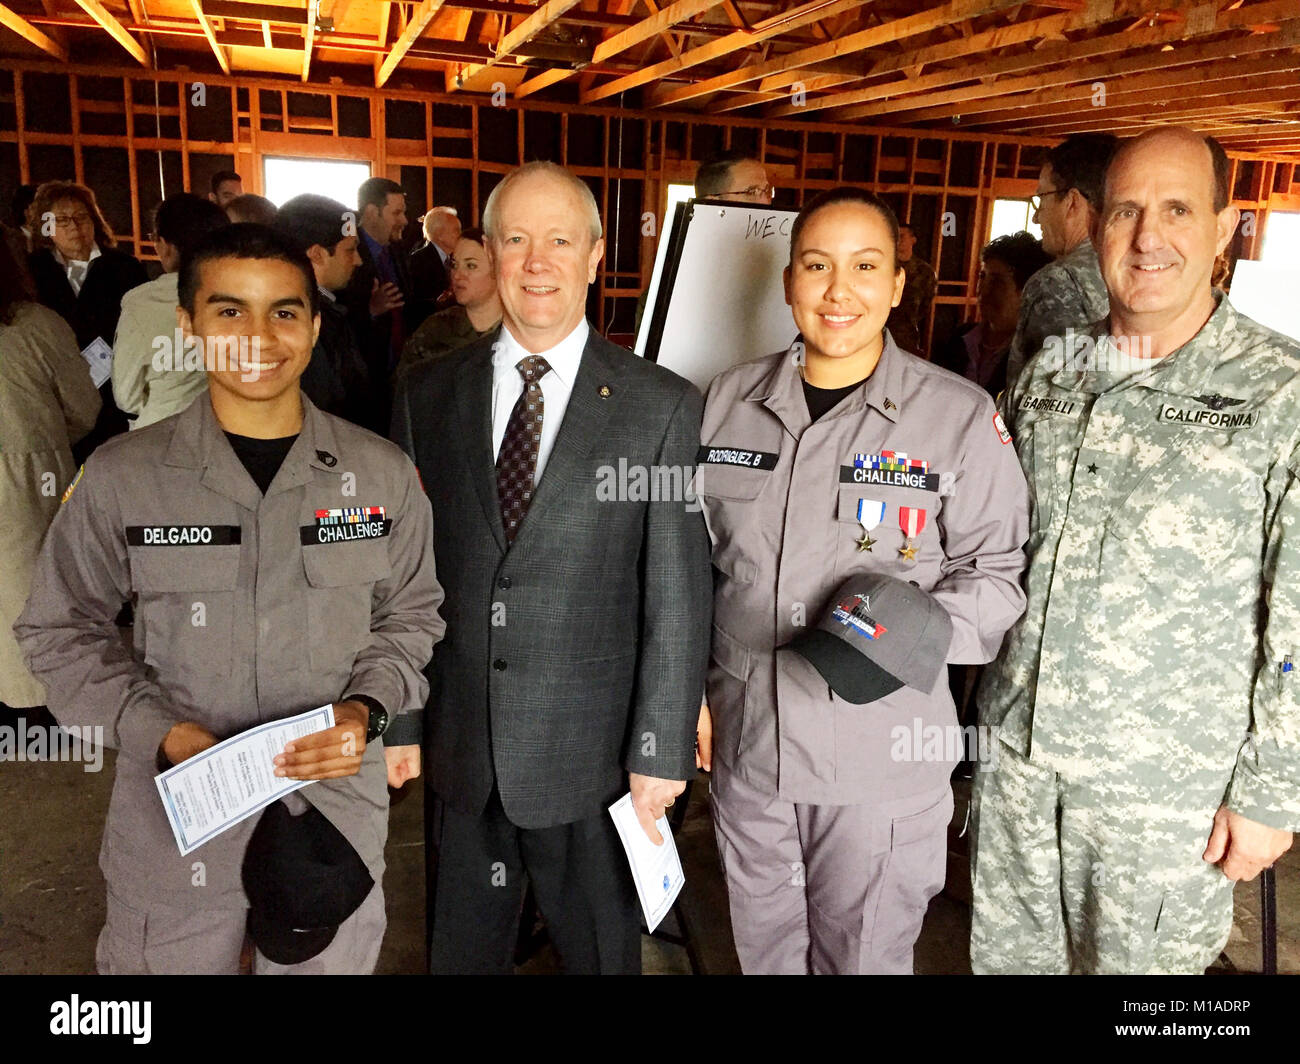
391, 161, 711, 974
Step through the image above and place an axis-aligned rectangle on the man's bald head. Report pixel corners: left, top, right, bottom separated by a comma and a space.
423, 206, 461, 252
1106, 127, 1231, 215
1096, 124, 1240, 356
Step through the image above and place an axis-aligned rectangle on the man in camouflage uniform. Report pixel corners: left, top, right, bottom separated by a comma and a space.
1004, 133, 1117, 388
885, 223, 937, 357
971, 126, 1298, 975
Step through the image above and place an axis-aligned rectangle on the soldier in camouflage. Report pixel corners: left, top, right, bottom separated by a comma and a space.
971, 126, 1298, 975
885, 223, 937, 357
1004, 133, 1118, 388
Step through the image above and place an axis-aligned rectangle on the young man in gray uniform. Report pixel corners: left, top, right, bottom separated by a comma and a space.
16, 224, 444, 974
695, 188, 1029, 974
973, 127, 1298, 974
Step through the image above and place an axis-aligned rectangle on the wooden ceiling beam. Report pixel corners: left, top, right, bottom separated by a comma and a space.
921, 63, 1300, 131
654, 0, 1143, 109
979, 89, 1300, 135
580, 0, 872, 104
450, 0, 584, 92
732, 0, 1155, 103
0, 2, 69, 60
204, 1, 308, 23
301, 0, 316, 81
827, 18, 1300, 123
73, 0, 150, 66
189, 0, 229, 75
761, 0, 1261, 119
377, 0, 449, 87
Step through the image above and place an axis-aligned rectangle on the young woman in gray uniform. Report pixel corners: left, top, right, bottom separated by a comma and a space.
694, 188, 1030, 974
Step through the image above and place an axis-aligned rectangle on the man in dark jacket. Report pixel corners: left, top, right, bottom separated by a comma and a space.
341, 177, 413, 433
392, 162, 711, 974
277, 194, 376, 431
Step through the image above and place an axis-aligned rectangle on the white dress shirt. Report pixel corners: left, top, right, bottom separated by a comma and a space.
491, 319, 589, 484
55, 243, 101, 295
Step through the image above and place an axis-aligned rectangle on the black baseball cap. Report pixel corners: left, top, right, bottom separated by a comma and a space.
241, 798, 374, 965
790, 573, 953, 705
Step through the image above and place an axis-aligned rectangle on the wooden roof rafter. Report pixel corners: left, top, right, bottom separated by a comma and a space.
699, 0, 1156, 114
377, 0, 449, 86
820, 13, 1300, 123
74, 0, 151, 66
189, 0, 230, 75
580, 0, 873, 104
516, 0, 728, 99
302, 0, 318, 82
449, 0, 586, 92
645, 0, 1030, 110
775, 0, 1300, 121
0, 2, 68, 60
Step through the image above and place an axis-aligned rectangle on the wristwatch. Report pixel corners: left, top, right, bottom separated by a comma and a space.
348, 695, 389, 742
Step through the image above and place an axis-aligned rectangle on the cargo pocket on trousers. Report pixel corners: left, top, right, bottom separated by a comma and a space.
864, 788, 954, 968
706, 624, 752, 763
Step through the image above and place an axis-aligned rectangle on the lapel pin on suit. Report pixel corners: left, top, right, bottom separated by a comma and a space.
598, 385, 612, 398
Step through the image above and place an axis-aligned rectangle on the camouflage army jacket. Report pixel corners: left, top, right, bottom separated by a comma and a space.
980, 293, 1300, 831
1005, 239, 1110, 389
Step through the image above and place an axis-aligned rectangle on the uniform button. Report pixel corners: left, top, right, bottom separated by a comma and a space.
498, 576, 512, 590
493, 659, 507, 671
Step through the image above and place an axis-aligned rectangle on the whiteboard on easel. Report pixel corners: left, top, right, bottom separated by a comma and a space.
1227, 260, 1300, 343
636, 200, 801, 393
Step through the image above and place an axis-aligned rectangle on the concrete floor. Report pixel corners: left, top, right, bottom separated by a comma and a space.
2, 713, 1297, 975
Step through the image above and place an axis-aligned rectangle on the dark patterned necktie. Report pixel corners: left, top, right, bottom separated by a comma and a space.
496, 355, 551, 543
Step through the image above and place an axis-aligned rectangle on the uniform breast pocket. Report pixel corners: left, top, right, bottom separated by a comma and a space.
1101, 444, 1262, 591
301, 540, 394, 673
695, 463, 771, 585
834, 484, 941, 577
129, 545, 241, 687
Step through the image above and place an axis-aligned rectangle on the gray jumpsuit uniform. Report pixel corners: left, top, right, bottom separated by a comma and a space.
16, 395, 444, 974
696, 334, 1029, 974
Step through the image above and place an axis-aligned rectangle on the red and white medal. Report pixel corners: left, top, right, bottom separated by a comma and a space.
898, 506, 926, 561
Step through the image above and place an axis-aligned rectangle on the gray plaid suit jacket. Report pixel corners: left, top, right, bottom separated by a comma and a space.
391, 325, 712, 828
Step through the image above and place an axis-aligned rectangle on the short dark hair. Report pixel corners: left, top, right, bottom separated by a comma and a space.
0, 229, 36, 323
276, 194, 355, 254
458, 226, 486, 247
179, 222, 319, 319
225, 194, 278, 226
789, 186, 899, 270
358, 177, 405, 213
1046, 133, 1120, 212
695, 150, 759, 199
210, 170, 241, 195
981, 231, 1053, 292
153, 193, 229, 257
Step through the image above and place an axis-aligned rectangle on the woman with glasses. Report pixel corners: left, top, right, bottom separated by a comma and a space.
27, 181, 147, 454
